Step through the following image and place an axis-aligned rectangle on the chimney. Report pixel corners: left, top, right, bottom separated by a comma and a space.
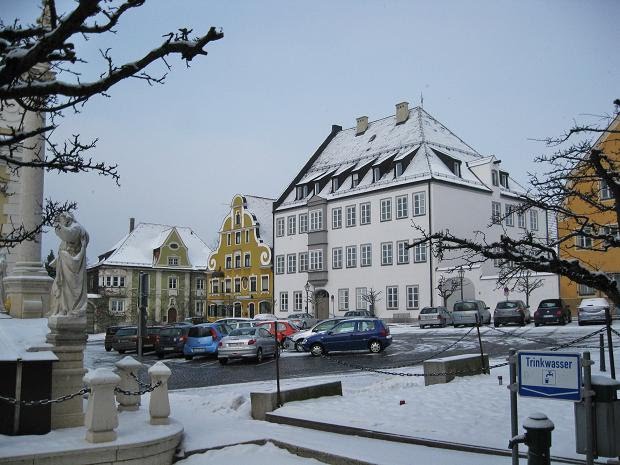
129, 217, 135, 233
395, 101, 409, 124
356, 116, 368, 135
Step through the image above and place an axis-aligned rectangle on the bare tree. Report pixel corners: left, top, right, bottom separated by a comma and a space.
0, 0, 223, 248
411, 100, 620, 306
436, 275, 460, 307
361, 288, 382, 316
496, 265, 545, 306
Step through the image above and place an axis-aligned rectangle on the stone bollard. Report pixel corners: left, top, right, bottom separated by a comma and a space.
115, 356, 142, 411
84, 368, 120, 443
148, 362, 171, 425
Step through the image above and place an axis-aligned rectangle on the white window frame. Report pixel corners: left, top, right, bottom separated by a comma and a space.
380, 198, 392, 222
397, 240, 409, 264
601, 179, 613, 200
309, 249, 323, 271
250, 276, 257, 292
414, 243, 427, 263
109, 299, 125, 315
576, 227, 593, 249
517, 210, 526, 228
346, 245, 357, 268
280, 292, 289, 311
332, 247, 343, 269
168, 256, 179, 266
211, 279, 220, 294
168, 276, 178, 290
386, 286, 399, 310
293, 291, 303, 311
360, 243, 372, 267
505, 205, 514, 227
287, 254, 297, 273
299, 213, 308, 233
287, 215, 297, 235
244, 252, 251, 267
112, 276, 119, 287
530, 210, 539, 231
276, 255, 285, 274
381, 242, 393, 265
406, 285, 419, 309
332, 207, 342, 229
345, 205, 356, 227
119, 276, 126, 287
299, 252, 308, 272
578, 283, 596, 296
310, 209, 323, 231
261, 275, 269, 292
396, 195, 408, 219
338, 288, 349, 311
196, 278, 205, 290
351, 172, 359, 188
492, 202, 502, 224
413, 191, 426, 216
360, 202, 371, 225
356, 287, 368, 310
276, 217, 285, 237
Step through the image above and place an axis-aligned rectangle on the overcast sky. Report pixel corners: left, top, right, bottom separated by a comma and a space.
4, 0, 619, 263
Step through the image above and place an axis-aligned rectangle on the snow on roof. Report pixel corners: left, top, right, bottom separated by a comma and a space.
0, 315, 57, 362
277, 106, 493, 209
91, 223, 211, 270
244, 196, 275, 247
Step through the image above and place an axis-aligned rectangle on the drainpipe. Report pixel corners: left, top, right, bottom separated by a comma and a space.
428, 181, 434, 306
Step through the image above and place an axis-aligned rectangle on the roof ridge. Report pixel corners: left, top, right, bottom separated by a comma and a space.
418, 107, 482, 157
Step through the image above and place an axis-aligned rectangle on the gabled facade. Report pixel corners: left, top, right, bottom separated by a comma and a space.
559, 114, 620, 312
206, 194, 274, 320
274, 102, 558, 321
87, 221, 211, 331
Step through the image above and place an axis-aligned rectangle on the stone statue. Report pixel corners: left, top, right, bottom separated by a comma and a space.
0, 254, 6, 312
50, 212, 89, 317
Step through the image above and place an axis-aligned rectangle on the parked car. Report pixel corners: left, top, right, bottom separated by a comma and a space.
215, 318, 256, 330
218, 326, 278, 364
287, 312, 319, 329
452, 300, 491, 327
418, 306, 453, 328
303, 318, 392, 356
155, 325, 191, 359
344, 310, 373, 318
578, 298, 610, 326
255, 320, 299, 345
111, 326, 161, 354
183, 317, 204, 325
534, 299, 572, 326
104, 325, 130, 352
493, 300, 531, 327
286, 318, 349, 351
253, 313, 278, 321
183, 323, 230, 360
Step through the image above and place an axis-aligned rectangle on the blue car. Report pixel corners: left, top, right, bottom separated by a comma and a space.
183, 323, 230, 360
302, 318, 392, 356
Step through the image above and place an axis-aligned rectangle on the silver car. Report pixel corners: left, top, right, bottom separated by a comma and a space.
452, 300, 491, 327
287, 312, 319, 329
286, 318, 349, 351
578, 298, 610, 325
493, 300, 531, 327
418, 306, 453, 328
217, 326, 277, 364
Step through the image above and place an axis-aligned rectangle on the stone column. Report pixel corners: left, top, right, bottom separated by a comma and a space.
84, 368, 120, 443
3, 105, 53, 318
148, 362, 171, 425
115, 356, 142, 411
46, 315, 87, 428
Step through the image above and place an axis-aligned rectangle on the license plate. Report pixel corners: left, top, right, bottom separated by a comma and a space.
193, 347, 205, 352
421, 315, 436, 320
229, 343, 244, 347
543, 315, 554, 318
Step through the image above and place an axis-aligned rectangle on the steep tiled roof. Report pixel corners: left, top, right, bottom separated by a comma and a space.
90, 223, 211, 270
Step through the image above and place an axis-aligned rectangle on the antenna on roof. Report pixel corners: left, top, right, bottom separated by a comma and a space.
420, 92, 424, 108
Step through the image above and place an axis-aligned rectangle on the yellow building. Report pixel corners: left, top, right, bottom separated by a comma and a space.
207, 194, 274, 319
559, 114, 620, 313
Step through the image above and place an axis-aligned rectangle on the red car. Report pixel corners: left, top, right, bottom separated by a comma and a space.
256, 320, 299, 345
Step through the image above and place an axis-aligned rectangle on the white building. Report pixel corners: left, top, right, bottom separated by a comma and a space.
273, 102, 558, 321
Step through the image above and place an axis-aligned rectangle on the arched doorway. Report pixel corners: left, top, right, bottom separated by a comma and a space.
167, 307, 177, 323
248, 302, 255, 318
314, 289, 329, 320
234, 302, 242, 318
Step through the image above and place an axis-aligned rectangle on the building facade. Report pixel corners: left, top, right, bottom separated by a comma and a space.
274, 102, 558, 321
206, 194, 274, 320
559, 114, 620, 313
87, 221, 210, 331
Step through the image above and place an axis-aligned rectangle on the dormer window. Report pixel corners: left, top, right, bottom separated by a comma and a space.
296, 185, 309, 200
332, 177, 339, 192
314, 182, 321, 195
453, 161, 461, 177
351, 172, 359, 188
394, 162, 403, 178
373, 167, 381, 183
491, 170, 499, 186
499, 171, 509, 189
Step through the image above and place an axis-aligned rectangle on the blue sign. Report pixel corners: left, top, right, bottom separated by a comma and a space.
518, 351, 581, 401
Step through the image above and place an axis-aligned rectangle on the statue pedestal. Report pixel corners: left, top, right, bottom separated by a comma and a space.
4, 261, 53, 318
46, 315, 87, 429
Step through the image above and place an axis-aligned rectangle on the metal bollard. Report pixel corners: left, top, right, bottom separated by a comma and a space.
115, 356, 142, 411
508, 412, 554, 465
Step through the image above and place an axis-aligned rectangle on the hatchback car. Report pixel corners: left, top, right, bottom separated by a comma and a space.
111, 326, 159, 354
302, 318, 392, 356
534, 299, 572, 326
155, 325, 191, 359
104, 325, 129, 352
493, 300, 531, 327
255, 320, 299, 345
578, 298, 610, 326
287, 313, 319, 329
343, 310, 373, 318
286, 318, 349, 351
183, 323, 230, 360
452, 300, 491, 327
218, 326, 278, 364
418, 306, 453, 328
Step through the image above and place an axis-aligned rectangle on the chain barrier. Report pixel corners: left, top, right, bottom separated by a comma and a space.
488, 325, 607, 352
0, 387, 90, 407
114, 381, 162, 397
611, 327, 620, 338
130, 372, 154, 389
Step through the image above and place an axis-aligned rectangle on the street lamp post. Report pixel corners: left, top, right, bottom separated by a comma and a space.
305, 281, 311, 315
458, 267, 465, 300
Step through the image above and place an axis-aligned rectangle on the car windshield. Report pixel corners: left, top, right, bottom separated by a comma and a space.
454, 302, 477, 312
497, 301, 518, 309
539, 300, 560, 308
161, 328, 183, 337
420, 307, 438, 314
188, 326, 212, 338
115, 328, 136, 336
229, 328, 258, 337
314, 320, 339, 332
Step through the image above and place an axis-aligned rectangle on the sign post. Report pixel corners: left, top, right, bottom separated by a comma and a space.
518, 351, 581, 401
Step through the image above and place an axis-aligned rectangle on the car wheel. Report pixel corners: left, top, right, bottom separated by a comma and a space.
519, 318, 525, 327
295, 340, 304, 352
156, 352, 164, 360
118, 349, 125, 354
184, 355, 193, 361
369, 340, 382, 353
419, 324, 425, 329
256, 348, 263, 363
310, 343, 324, 357
219, 358, 228, 365
105, 347, 112, 352
534, 322, 540, 327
